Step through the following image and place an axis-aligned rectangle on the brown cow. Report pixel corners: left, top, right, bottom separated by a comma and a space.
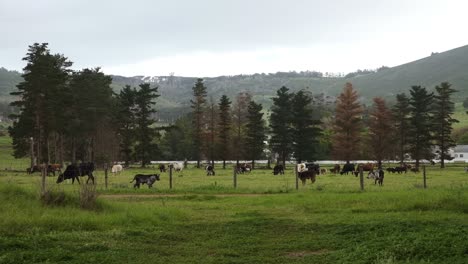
298, 170, 317, 185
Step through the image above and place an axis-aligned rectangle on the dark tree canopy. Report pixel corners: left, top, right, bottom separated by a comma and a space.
245, 100, 267, 168
269, 86, 293, 166
392, 93, 411, 164
368, 97, 394, 167
217, 95, 232, 169
408, 86, 434, 168
432, 82, 458, 168
190, 78, 208, 168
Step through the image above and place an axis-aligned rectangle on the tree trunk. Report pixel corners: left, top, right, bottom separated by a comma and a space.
223, 159, 226, 169
71, 137, 76, 164
251, 159, 255, 170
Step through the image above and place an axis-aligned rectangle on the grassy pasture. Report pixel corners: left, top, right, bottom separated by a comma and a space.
0, 136, 468, 263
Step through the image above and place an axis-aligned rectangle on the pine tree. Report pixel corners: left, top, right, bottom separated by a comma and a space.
368, 97, 394, 168
68, 68, 113, 162
190, 78, 207, 168
433, 82, 458, 168
269, 86, 293, 166
115, 85, 137, 166
217, 95, 232, 169
331, 83, 363, 163
245, 101, 267, 169
392, 93, 411, 164
291, 91, 322, 163
9, 43, 72, 164
134, 83, 159, 167
408, 86, 434, 169
207, 97, 217, 167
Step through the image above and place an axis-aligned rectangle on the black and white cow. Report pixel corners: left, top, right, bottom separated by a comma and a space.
56, 163, 95, 184
206, 165, 215, 176
130, 174, 160, 188
367, 169, 384, 186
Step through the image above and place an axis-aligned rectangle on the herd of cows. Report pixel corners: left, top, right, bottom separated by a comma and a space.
25, 161, 465, 189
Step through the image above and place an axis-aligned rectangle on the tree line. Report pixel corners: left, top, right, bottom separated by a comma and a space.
8, 43, 459, 169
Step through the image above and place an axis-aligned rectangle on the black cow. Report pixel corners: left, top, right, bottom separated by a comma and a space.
298, 170, 317, 185
158, 164, 166, 173
130, 174, 160, 188
305, 163, 320, 174
206, 165, 215, 176
340, 163, 355, 175
56, 163, 95, 184
394, 166, 407, 174
273, 165, 284, 175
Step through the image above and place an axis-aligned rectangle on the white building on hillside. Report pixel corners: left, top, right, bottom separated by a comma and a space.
453, 145, 468, 162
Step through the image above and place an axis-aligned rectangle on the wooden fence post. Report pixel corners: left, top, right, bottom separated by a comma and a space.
104, 163, 108, 190
295, 164, 299, 190
233, 166, 237, 188
169, 166, 173, 189
423, 165, 427, 189
359, 166, 364, 191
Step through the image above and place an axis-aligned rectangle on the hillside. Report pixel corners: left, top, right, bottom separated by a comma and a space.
1, 44, 468, 120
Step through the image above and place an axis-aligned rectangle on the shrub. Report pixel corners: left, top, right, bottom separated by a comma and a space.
78, 183, 100, 210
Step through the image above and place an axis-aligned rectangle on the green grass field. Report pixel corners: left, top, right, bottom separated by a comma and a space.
0, 136, 468, 263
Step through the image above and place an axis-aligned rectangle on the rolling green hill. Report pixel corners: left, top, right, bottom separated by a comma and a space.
1, 44, 468, 121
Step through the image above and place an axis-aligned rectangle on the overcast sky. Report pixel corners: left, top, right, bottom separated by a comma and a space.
1, 0, 468, 77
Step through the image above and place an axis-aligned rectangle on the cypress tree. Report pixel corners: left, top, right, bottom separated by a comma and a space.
331, 83, 363, 163
369, 97, 394, 168
392, 93, 411, 164
115, 85, 137, 166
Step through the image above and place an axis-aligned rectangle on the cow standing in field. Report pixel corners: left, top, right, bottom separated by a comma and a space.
206, 165, 215, 176
158, 164, 166, 173
273, 165, 284, 175
169, 162, 184, 172
298, 170, 317, 185
56, 163, 95, 184
330, 164, 341, 174
340, 163, 355, 175
130, 174, 160, 188
367, 169, 384, 186
111, 164, 123, 175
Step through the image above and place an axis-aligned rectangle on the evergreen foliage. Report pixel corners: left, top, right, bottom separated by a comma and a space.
217, 95, 232, 169
190, 78, 207, 168
245, 101, 267, 168
269, 86, 293, 166
368, 97, 394, 167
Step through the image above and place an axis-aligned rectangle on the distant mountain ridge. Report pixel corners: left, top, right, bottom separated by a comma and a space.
1, 44, 467, 120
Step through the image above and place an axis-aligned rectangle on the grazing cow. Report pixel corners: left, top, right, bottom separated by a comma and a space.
330, 164, 341, 174
367, 170, 384, 186
394, 166, 407, 174
111, 164, 123, 175
169, 162, 184, 172
130, 174, 160, 188
206, 165, 215, 176
27, 164, 62, 176
320, 168, 327, 174
56, 163, 95, 184
158, 164, 166, 173
236, 163, 251, 174
340, 163, 355, 175
357, 163, 375, 172
386, 167, 396, 173
298, 170, 317, 185
273, 165, 284, 175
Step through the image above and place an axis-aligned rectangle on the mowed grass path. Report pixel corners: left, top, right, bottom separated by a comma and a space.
0, 134, 467, 263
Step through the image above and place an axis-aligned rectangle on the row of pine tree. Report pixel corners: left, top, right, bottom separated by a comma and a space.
8, 43, 459, 169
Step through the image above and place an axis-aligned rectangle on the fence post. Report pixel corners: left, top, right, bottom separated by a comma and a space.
169, 166, 173, 189
423, 165, 426, 189
104, 163, 108, 190
233, 166, 237, 188
359, 166, 364, 191
295, 164, 299, 190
